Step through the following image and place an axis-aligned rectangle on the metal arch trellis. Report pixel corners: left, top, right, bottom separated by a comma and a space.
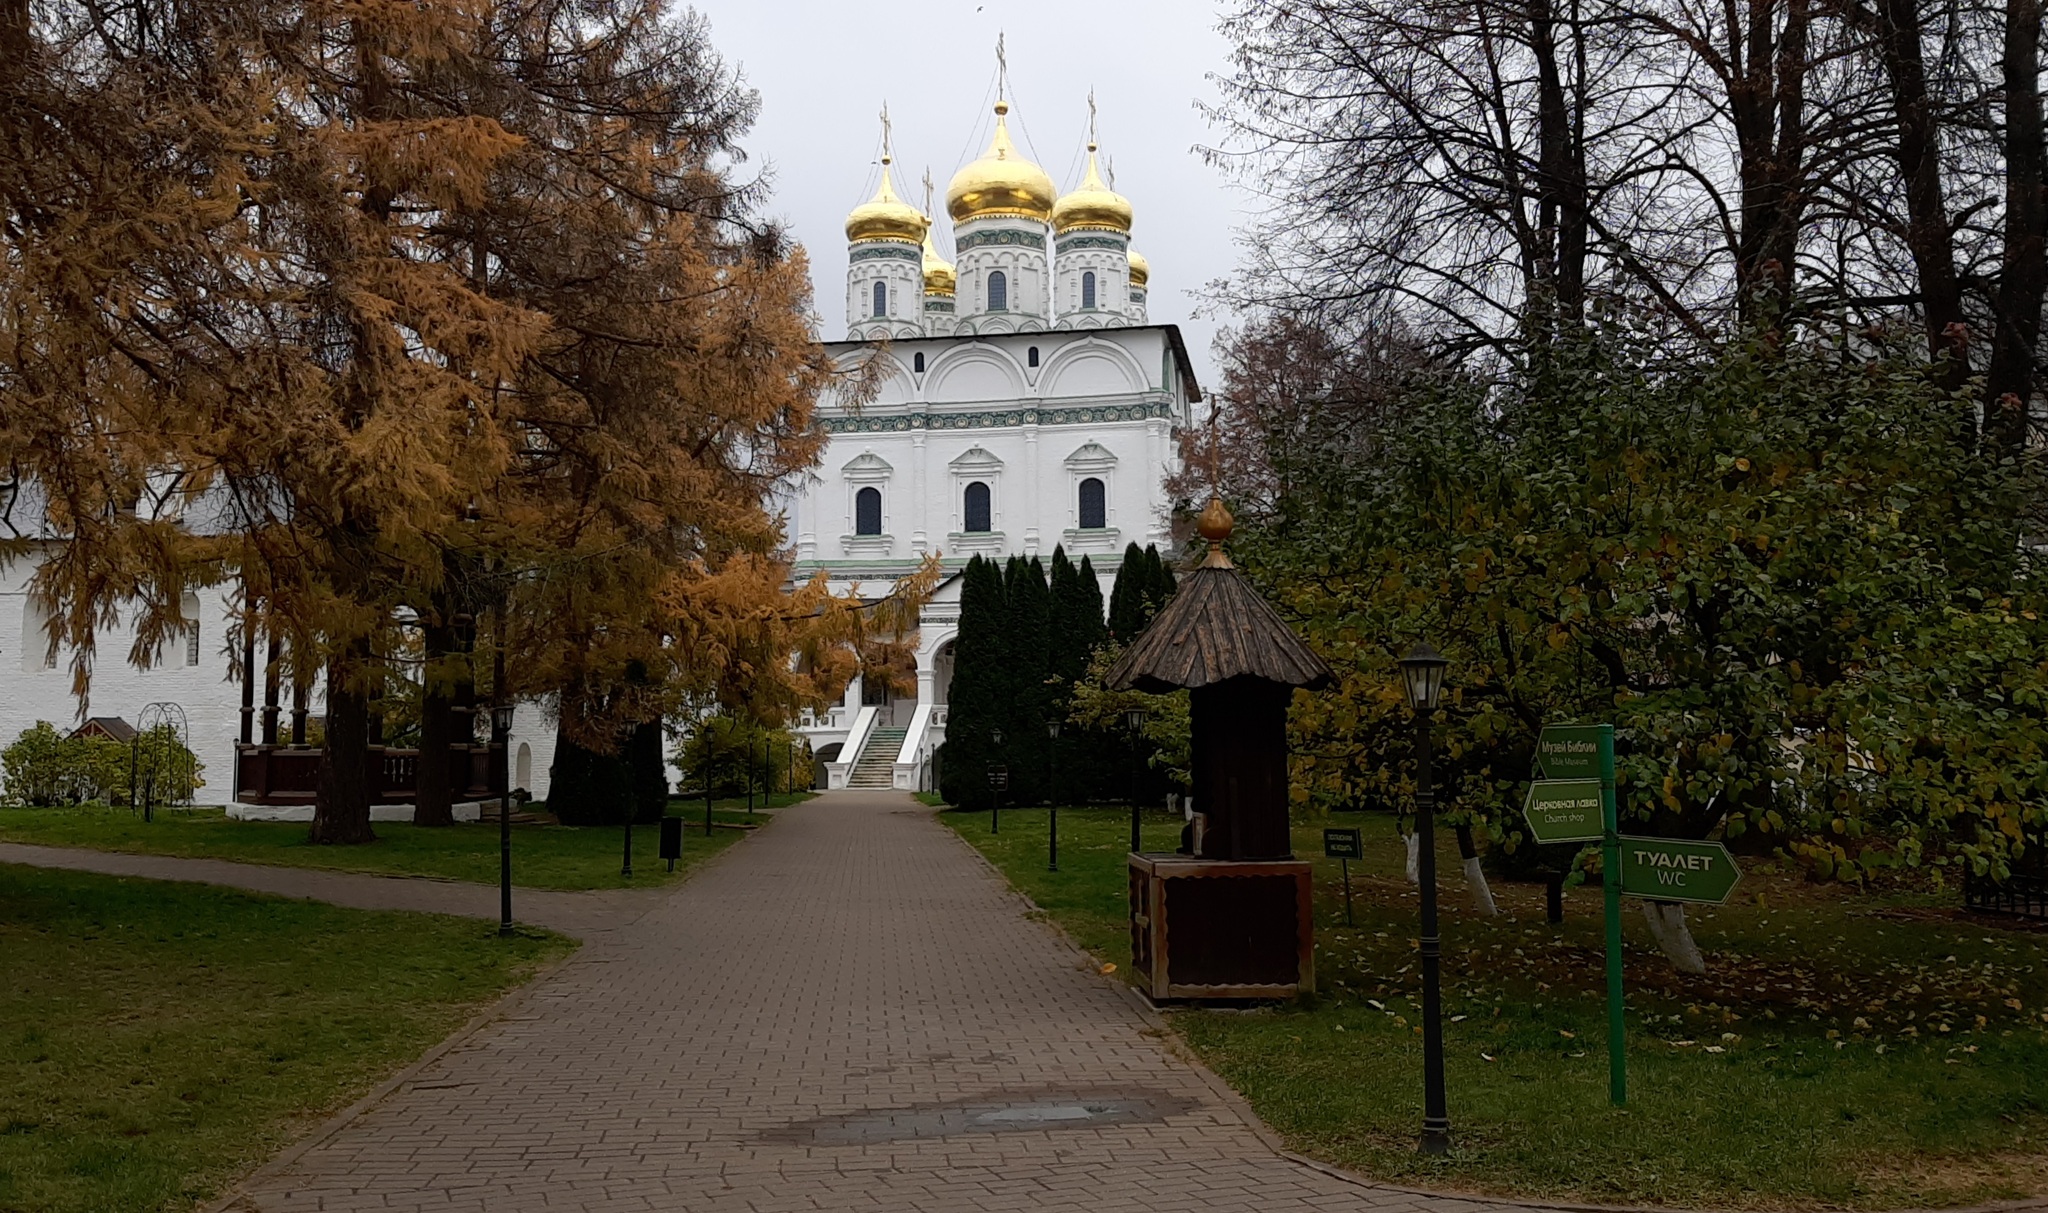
131, 702, 194, 822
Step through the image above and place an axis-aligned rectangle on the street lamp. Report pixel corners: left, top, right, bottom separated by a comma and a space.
990, 726, 1005, 834
491, 702, 516, 936
1123, 706, 1149, 854
1397, 641, 1451, 1156
1045, 718, 1062, 872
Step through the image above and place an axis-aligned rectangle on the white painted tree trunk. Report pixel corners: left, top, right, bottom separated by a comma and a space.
1638, 900, 1707, 973
1404, 830, 1420, 884
1463, 855, 1500, 916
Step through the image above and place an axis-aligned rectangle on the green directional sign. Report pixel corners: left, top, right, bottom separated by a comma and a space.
1618, 837, 1742, 905
1523, 779, 1604, 844
1537, 724, 1603, 779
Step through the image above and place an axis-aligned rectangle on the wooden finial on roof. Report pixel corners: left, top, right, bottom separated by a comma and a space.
1198, 497, 1234, 568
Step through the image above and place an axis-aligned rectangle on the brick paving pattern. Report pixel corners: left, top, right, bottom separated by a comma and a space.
196, 790, 1533, 1213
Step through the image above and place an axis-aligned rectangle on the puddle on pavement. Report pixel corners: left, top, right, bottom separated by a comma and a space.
759, 1088, 1196, 1144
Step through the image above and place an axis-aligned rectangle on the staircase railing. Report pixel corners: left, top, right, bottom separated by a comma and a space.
825, 706, 878, 790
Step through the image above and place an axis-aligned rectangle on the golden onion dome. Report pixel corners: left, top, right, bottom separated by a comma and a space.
1127, 247, 1150, 288
1052, 144, 1132, 234
845, 157, 929, 244
921, 229, 956, 296
946, 101, 1056, 224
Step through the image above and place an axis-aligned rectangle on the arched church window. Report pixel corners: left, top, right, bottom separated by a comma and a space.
913, 351, 926, 373
872, 281, 888, 318
987, 270, 1007, 312
855, 486, 882, 536
963, 481, 991, 533
1027, 346, 1039, 367
1082, 271, 1097, 310
1079, 477, 1107, 529
182, 591, 201, 665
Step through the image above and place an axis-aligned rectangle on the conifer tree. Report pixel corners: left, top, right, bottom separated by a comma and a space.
1003, 555, 1053, 803
1106, 544, 1148, 642
938, 557, 1006, 807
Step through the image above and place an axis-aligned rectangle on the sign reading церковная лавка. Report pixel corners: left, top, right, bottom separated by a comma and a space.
1521, 778, 1604, 844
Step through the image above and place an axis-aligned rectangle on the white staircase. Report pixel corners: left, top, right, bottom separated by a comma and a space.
848, 726, 908, 789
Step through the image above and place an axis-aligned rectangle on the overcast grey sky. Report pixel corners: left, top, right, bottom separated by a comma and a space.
687, 0, 1241, 392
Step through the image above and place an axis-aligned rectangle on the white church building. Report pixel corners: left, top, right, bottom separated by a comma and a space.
0, 96, 1196, 811
793, 98, 1199, 792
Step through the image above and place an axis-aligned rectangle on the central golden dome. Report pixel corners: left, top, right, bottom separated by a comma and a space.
946, 101, 1055, 224
846, 157, 928, 244
922, 229, 956, 297
1052, 144, 1132, 234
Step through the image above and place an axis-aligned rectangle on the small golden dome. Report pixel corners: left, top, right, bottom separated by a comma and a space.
1127, 247, 1150, 288
922, 229, 955, 297
846, 157, 928, 244
946, 101, 1056, 224
1052, 144, 1132, 234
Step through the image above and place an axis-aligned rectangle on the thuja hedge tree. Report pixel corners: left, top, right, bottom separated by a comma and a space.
1230, 323, 2043, 963
939, 546, 1179, 807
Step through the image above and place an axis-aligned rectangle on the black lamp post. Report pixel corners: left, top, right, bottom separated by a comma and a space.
1045, 718, 1062, 872
1124, 706, 1148, 853
1398, 641, 1451, 1156
492, 702, 515, 936
990, 726, 1004, 834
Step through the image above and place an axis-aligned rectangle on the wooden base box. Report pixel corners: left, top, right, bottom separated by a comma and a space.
1128, 853, 1313, 1001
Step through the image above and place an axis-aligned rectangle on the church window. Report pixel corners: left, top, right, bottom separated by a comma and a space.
1079, 477, 1107, 529
872, 281, 888, 318
913, 351, 925, 373
1082, 271, 1097, 309
854, 486, 882, 536
963, 481, 992, 533
1027, 346, 1040, 367
183, 592, 201, 665
987, 270, 1007, 312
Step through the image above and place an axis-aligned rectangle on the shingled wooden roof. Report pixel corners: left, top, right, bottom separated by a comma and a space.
1106, 561, 1334, 694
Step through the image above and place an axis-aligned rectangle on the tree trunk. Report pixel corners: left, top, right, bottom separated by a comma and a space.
1871, 0, 1971, 393
1455, 824, 1500, 916
1987, 0, 2045, 454
1404, 828, 1421, 884
1639, 901, 1708, 973
310, 644, 376, 845
627, 718, 668, 824
413, 616, 457, 827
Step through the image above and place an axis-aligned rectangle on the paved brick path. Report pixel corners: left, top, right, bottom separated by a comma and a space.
0, 842, 651, 937
191, 790, 1530, 1213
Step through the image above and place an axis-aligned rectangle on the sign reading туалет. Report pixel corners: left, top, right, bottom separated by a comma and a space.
1618, 837, 1741, 905
1536, 724, 1602, 780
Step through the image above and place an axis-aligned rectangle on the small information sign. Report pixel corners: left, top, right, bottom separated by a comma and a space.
1618, 836, 1742, 905
985, 765, 1008, 791
1537, 724, 1603, 780
1522, 778, 1605, 844
1322, 827, 1363, 859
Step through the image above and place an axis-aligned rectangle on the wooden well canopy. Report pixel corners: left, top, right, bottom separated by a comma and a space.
1107, 500, 1331, 862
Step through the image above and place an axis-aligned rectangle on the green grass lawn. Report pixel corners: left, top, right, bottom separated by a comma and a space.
939, 804, 2048, 1210
0, 864, 572, 1213
0, 795, 803, 890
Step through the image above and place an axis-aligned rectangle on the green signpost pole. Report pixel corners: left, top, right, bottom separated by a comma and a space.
1599, 723, 1626, 1106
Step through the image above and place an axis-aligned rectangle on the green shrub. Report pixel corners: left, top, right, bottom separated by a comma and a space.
1, 721, 204, 807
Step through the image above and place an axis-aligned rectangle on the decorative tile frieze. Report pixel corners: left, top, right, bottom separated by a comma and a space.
821, 400, 1172, 434
955, 229, 1048, 253
850, 243, 920, 264
1054, 234, 1129, 254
